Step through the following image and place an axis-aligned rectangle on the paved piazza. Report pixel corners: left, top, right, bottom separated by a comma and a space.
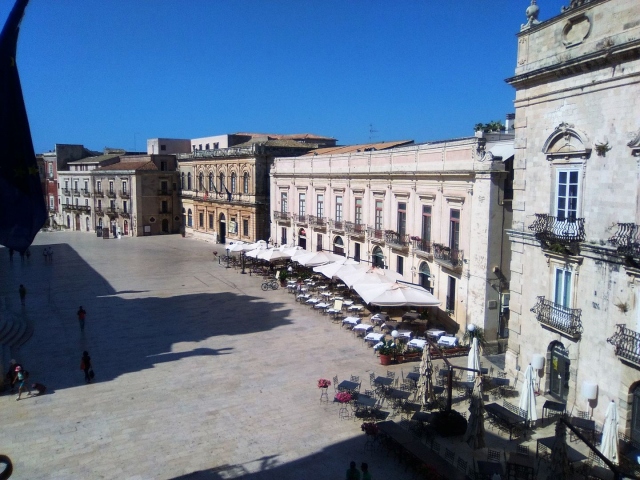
1, 232, 419, 480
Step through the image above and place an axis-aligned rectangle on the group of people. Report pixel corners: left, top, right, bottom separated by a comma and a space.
346, 461, 372, 480
42, 247, 54, 263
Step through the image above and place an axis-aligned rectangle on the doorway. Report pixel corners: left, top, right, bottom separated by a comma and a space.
219, 213, 226, 243
372, 246, 384, 268
419, 262, 432, 292
124, 220, 129, 235
549, 342, 570, 401
85, 217, 90, 232
162, 219, 169, 233
298, 228, 306, 250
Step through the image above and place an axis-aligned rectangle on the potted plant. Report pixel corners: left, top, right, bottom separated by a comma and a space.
395, 341, 407, 364
278, 269, 288, 287
377, 340, 396, 366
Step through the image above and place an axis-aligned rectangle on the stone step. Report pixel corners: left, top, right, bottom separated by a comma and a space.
0, 318, 17, 345
13, 321, 34, 349
1, 319, 26, 348
0, 316, 12, 339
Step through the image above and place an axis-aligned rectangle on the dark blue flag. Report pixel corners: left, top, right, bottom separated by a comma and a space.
0, 0, 46, 253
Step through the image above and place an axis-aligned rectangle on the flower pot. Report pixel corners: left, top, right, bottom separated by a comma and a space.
379, 354, 392, 366
396, 355, 405, 364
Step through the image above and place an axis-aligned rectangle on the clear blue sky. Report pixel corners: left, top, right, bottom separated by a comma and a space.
2, 0, 569, 153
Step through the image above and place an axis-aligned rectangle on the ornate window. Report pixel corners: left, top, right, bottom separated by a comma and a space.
243, 172, 249, 193
231, 173, 237, 193
542, 122, 592, 161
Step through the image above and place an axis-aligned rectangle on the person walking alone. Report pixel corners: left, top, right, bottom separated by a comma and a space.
18, 285, 26, 306
77, 306, 87, 333
80, 351, 92, 384
13, 366, 31, 400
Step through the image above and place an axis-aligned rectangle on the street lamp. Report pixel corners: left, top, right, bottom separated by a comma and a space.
241, 251, 246, 274
391, 330, 399, 361
226, 247, 230, 268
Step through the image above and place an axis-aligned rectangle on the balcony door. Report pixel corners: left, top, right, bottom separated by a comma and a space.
632, 385, 640, 444
549, 342, 570, 402
372, 246, 384, 268
419, 262, 431, 292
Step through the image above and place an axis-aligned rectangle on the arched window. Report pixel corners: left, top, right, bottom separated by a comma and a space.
198, 172, 204, 191
208, 172, 214, 192
231, 173, 237, 193
333, 236, 344, 256
243, 172, 249, 193
181, 172, 185, 190
219, 172, 225, 192
187, 209, 193, 227
372, 246, 384, 268
187, 172, 192, 191
419, 262, 431, 292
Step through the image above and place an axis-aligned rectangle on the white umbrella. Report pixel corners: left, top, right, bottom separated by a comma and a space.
599, 400, 619, 465
467, 337, 481, 382
340, 267, 403, 288
245, 246, 266, 258
242, 239, 268, 251
519, 364, 538, 423
353, 281, 441, 307
313, 258, 360, 279
463, 376, 486, 450
257, 248, 289, 262
227, 242, 247, 253
294, 250, 344, 267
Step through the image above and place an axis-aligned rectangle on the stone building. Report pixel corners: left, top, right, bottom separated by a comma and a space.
270, 134, 514, 344
505, 0, 640, 434
177, 133, 335, 243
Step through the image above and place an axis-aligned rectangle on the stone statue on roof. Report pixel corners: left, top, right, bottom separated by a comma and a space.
521, 0, 540, 31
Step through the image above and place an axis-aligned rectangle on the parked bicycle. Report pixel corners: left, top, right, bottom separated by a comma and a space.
261, 279, 279, 291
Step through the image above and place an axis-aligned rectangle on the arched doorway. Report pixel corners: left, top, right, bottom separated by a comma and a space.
75, 214, 80, 231
419, 262, 431, 292
372, 246, 385, 268
549, 341, 570, 401
219, 213, 226, 244
333, 236, 345, 256
98, 217, 103, 228
66, 215, 71, 229
298, 228, 306, 250
162, 219, 169, 233
124, 220, 129, 235
631, 384, 640, 443
85, 217, 90, 232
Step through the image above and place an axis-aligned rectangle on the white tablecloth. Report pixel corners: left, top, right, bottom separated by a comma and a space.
437, 335, 459, 347
407, 339, 427, 350
426, 328, 446, 339
364, 332, 384, 343
397, 330, 413, 339
353, 324, 373, 333
342, 316, 361, 326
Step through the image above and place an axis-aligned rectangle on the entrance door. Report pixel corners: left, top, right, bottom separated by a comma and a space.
549, 342, 570, 401
66, 215, 71, 229
219, 213, 226, 244
124, 220, 129, 235
162, 219, 169, 233
75, 214, 80, 231
298, 228, 306, 250
372, 246, 384, 268
419, 262, 432, 292
632, 385, 640, 444
86, 217, 90, 231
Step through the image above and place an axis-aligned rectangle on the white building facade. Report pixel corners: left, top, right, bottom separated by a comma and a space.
271, 136, 514, 345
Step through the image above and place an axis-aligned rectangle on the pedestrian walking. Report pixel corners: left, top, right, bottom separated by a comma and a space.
80, 351, 92, 383
12, 366, 31, 400
18, 284, 26, 306
5, 359, 22, 392
77, 306, 86, 332
346, 461, 361, 480
360, 463, 372, 480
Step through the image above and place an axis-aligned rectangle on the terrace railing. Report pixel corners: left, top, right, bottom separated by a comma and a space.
609, 223, 640, 258
384, 231, 410, 249
528, 214, 585, 245
607, 324, 640, 367
433, 243, 464, 271
530, 296, 583, 338
345, 221, 366, 236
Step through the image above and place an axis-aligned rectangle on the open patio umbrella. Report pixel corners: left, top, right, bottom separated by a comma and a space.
227, 241, 247, 253
339, 267, 402, 288
279, 245, 305, 259
547, 420, 571, 480
257, 248, 289, 262
294, 250, 344, 267
416, 344, 436, 409
353, 281, 441, 307
463, 376, 486, 450
245, 246, 267, 258
243, 239, 268, 251
599, 400, 619, 465
519, 364, 538, 424
313, 258, 360, 279
467, 337, 481, 382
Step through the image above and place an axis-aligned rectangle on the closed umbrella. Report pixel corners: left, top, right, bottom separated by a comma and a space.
519, 364, 538, 423
353, 282, 441, 307
463, 376, 486, 450
547, 420, 571, 480
416, 344, 436, 409
467, 337, 481, 382
599, 400, 619, 465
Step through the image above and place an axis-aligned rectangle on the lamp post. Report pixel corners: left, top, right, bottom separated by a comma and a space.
582, 382, 598, 417
241, 251, 246, 274
226, 247, 230, 268
391, 330, 399, 362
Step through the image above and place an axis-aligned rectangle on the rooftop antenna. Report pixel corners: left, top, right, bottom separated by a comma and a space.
368, 124, 378, 142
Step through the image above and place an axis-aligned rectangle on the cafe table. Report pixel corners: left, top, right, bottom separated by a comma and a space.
364, 332, 384, 343
406, 371, 420, 387
536, 436, 587, 465
402, 311, 421, 322
397, 330, 413, 340
376, 420, 416, 445
337, 380, 360, 393
352, 324, 374, 336
425, 328, 446, 340
484, 403, 528, 440
374, 376, 394, 389
542, 400, 566, 425
505, 452, 535, 480
407, 338, 427, 350
342, 316, 361, 327
570, 416, 597, 443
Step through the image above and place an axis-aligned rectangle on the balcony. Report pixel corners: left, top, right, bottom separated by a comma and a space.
528, 214, 585, 252
119, 190, 130, 199
308, 215, 327, 229
106, 190, 116, 198
530, 296, 583, 338
609, 223, 640, 258
384, 231, 410, 250
62, 188, 70, 196
292, 213, 307, 224
433, 243, 464, 272
345, 221, 366, 237
76, 205, 91, 213
329, 219, 345, 232
608, 325, 640, 368
413, 238, 433, 258
95, 207, 104, 215
120, 211, 130, 218
93, 191, 104, 198
106, 207, 118, 217
72, 189, 80, 196
273, 211, 291, 224
81, 188, 90, 196
158, 189, 172, 196
158, 209, 171, 215
368, 227, 385, 243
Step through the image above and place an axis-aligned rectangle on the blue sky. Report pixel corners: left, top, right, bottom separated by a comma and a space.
2, 0, 569, 153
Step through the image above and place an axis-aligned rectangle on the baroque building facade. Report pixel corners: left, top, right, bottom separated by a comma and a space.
270, 135, 514, 345
505, 0, 640, 435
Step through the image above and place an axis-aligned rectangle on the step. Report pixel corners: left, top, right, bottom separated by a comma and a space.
1, 320, 25, 347
0, 318, 17, 345
13, 321, 34, 348
0, 316, 12, 339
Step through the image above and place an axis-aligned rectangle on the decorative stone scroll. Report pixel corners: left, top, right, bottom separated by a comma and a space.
542, 122, 592, 160
562, 14, 591, 47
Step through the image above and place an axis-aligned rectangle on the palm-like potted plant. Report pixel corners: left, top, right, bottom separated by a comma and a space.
377, 340, 396, 366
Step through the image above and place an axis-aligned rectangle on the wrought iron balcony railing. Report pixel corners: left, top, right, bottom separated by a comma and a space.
81, 188, 90, 196
329, 219, 345, 231
106, 207, 119, 216
433, 243, 464, 270
72, 189, 80, 196
530, 296, 583, 338
95, 207, 103, 215
308, 215, 327, 227
62, 188, 70, 195
273, 211, 290, 222
413, 239, 433, 254
528, 214, 585, 245
384, 231, 410, 248
368, 227, 385, 240
607, 324, 640, 367
75, 205, 91, 213
609, 223, 640, 258
345, 221, 366, 236
292, 213, 307, 224
93, 191, 104, 198
119, 190, 130, 198
106, 191, 117, 198
120, 211, 130, 218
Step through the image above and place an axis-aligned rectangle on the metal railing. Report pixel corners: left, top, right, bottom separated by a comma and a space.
345, 221, 366, 236
413, 239, 433, 254
119, 190, 130, 198
608, 324, 640, 366
72, 189, 80, 196
384, 231, 410, 247
106, 207, 119, 216
368, 227, 385, 240
528, 214, 585, 245
106, 191, 116, 198
530, 296, 583, 337
81, 188, 90, 196
62, 188, 70, 195
273, 211, 291, 222
292, 213, 307, 224
609, 223, 640, 258
75, 205, 91, 213
433, 243, 464, 269
308, 215, 327, 227
329, 219, 344, 231
93, 191, 103, 198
